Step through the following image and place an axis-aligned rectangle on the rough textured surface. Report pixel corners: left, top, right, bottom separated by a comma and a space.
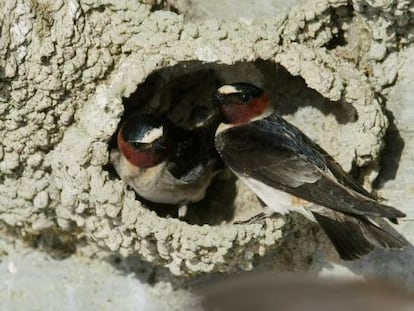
1, 0, 414, 292
2, 0, 414, 308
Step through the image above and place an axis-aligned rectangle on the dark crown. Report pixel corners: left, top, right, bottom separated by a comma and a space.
121, 113, 164, 144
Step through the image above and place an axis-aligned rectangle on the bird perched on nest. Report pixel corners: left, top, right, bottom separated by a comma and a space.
213, 82, 406, 260
111, 113, 221, 217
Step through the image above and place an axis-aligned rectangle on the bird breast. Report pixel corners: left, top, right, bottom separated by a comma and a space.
111, 149, 213, 205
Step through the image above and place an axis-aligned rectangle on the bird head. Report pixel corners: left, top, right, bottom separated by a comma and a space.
117, 114, 170, 168
214, 83, 272, 125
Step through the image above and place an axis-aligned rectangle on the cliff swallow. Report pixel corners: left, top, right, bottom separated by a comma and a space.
110, 113, 220, 216
214, 82, 406, 260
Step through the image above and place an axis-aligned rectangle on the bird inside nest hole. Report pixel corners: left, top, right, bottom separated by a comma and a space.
107, 68, 240, 225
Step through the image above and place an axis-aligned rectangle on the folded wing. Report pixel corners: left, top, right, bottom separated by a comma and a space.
215, 115, 405, 220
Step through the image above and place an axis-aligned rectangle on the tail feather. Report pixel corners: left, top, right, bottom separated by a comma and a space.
360, 217, 406, 249
312, 211, 406, 261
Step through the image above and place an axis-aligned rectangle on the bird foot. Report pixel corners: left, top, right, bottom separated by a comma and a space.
178, 204, 188, 219
234, 212, 273, 225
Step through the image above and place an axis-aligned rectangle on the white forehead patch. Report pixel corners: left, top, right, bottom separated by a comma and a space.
140, 126, 164, 143
218, 85, 241, 95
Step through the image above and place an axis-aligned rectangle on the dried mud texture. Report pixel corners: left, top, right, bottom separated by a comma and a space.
0, 0, 401, 275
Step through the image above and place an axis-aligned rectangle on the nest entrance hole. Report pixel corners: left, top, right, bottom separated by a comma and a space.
109, 59, 357, 225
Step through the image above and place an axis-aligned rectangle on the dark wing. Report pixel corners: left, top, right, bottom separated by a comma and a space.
215, 114, 405, 219
168, 126, 221, 183
312, 144, 375, 199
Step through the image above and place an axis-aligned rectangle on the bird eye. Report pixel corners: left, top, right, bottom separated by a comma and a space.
239, 93, 251, 102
